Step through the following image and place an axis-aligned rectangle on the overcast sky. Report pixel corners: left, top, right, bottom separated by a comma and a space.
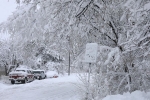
0, 0, 17, 40
0, 0, 17, 23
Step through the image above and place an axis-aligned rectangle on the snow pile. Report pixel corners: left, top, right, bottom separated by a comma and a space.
103, 91, 150, 100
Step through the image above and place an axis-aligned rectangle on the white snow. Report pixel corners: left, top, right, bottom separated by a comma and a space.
102, 91, 150, 100
36, 4, 41, 10
144, 2, 150, 10
124, 0, 133, 7
104, 47, 120, 65
0, 74, 84, 100
46, 71, 58, 78
1, 73, 150, 100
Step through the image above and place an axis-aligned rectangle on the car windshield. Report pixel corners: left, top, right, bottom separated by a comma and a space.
33, 71, 41, 74
16, 70, 25, 72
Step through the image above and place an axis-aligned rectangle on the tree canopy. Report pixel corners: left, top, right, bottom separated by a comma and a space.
0, 0, 150, 99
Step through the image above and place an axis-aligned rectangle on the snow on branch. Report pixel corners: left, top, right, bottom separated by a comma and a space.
76, 0, 93, 18
104, 47, 120, 65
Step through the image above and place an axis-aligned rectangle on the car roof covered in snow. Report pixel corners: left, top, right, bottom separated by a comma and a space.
33, 69, 45, 72
18, 65, 28, 68
16, 65, 33, 71
16, 68, 26, 70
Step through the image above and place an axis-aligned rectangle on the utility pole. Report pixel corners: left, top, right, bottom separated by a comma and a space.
68, 36, 70, 76
68, 50, 71, 75
68, 36, 71, 76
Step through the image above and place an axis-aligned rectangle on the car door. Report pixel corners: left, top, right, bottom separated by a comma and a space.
27, 70, 34, 81
41, 71, 44, 78
30, 70, 34, 81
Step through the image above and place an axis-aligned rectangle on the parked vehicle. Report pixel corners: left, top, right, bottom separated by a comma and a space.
9, 67, 34, 84
33, 70, 46, 80
46, 71, 58, 78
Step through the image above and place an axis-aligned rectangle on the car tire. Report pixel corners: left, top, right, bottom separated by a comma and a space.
11, 80, 15, 84
39, 76, 41, 80
34, 76, 37, 79
44, 75, 46, 79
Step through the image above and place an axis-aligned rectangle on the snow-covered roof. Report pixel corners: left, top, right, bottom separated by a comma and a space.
33, 69, 45, 72
16, 65, 32, 71
18, 65, 28, 68
16, 68, 29, 71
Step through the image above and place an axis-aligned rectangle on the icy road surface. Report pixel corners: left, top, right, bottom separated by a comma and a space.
0, 74, 84, 100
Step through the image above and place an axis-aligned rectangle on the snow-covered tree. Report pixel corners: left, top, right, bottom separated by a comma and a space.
0, 0, 150, 100
74, 0, 150, 99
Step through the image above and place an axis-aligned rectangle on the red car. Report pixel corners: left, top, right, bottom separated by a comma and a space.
9, 67, 34, 84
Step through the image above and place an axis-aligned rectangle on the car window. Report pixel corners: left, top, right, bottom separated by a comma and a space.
31, 71, 34, 74
33, 71, 41, 74
27, 70, 31, 74
16, 70, 25, 72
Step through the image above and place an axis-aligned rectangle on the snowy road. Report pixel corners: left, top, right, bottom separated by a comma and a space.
0, 74, 84, 100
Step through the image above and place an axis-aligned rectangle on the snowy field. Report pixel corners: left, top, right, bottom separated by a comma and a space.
1, 74, 150, 100
0, 74, 84, 100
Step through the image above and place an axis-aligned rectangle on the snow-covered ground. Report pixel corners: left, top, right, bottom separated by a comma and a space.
1, 74, 150, 100
103, 91, 150, 100
0, 74, 84, 100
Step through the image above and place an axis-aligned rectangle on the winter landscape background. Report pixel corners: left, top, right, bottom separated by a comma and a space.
0, 0, 150, 100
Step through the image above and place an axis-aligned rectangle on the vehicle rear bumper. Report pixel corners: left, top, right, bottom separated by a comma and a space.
9, 78, 25, 81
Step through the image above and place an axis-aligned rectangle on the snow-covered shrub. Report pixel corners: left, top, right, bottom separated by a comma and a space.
1, 0, 150, 100
79, 45, 150, 100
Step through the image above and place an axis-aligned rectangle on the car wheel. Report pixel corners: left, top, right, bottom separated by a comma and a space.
44, 75, 46, 79
34, 76, 37, 79
11, 80, 15, 84
39, 76, 41, 80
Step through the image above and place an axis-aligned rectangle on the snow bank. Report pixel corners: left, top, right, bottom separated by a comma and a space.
102, 91, 150, 100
